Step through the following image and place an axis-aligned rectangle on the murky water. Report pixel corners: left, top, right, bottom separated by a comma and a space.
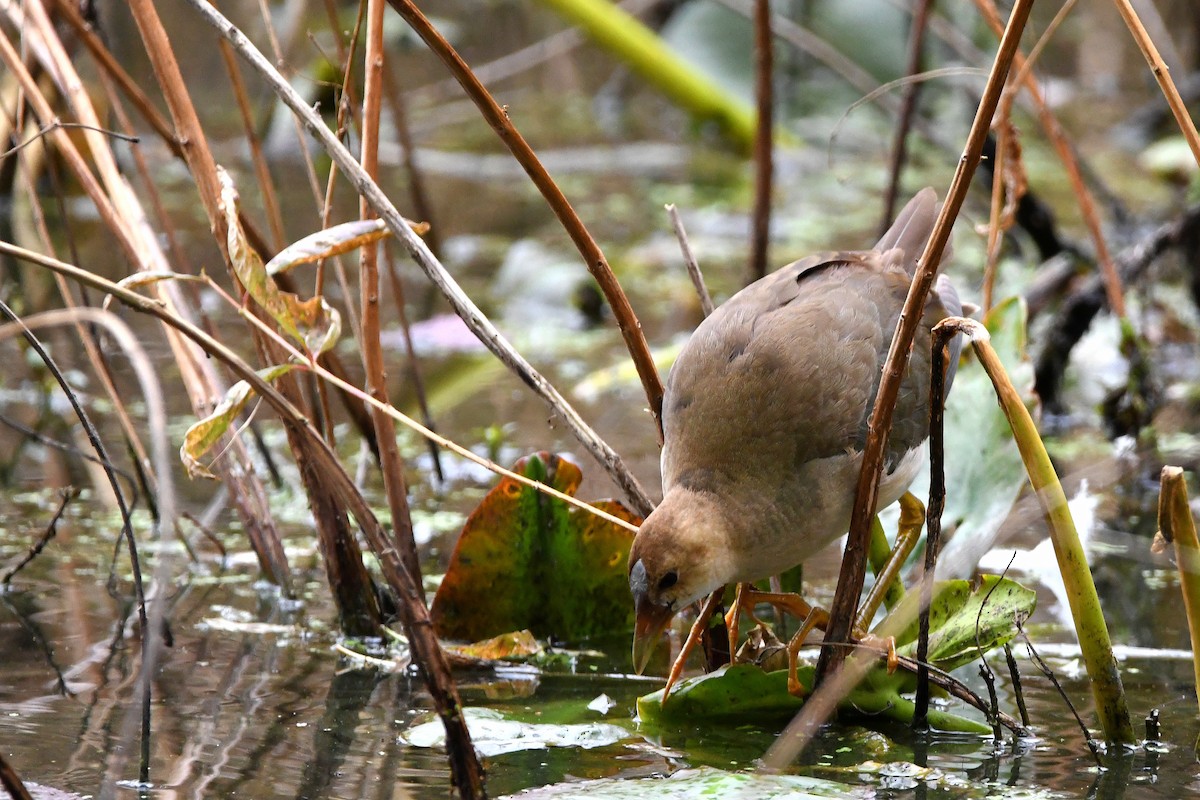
4, 488, 1200, 798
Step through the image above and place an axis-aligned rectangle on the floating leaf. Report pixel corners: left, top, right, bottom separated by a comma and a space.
265, 218, 430, 276
402, 707, 631, 757
637, 664, 989, 734
502, 766, 866, 799
637, 575, 1033, 729
445, 629, 542, 661
181, 364, 295, 479
218, 168, 342, 356
892, 574, 1037, 672
431, 452, 640, 642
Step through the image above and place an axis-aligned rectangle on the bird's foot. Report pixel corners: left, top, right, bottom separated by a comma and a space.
857, 632, 899, 673
726, 585, 818, 660
785, 606, 830, 697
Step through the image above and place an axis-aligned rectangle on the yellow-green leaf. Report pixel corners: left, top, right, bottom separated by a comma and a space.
180, 364, 295, 479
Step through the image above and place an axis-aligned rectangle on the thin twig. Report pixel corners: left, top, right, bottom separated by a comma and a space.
0, 302, 156, 786
1021, 623, 1102, 765
1, 488, 78, 584
1112, 0, 1200, 169
0, 120, 138, 159
1003, 642, 1030, 729
665, 204, 714, 316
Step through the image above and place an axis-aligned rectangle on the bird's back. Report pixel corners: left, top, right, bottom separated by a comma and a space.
658, 190, 958, 567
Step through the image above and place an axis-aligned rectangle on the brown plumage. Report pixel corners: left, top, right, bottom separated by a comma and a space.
629, 188, 962, 672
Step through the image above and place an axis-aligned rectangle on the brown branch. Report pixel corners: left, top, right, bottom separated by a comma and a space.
360, 0, 422, 589
383, 0, 666, 443
914, 322, 953, 732
666, 204, 714, 316
973, 0, 1125, 318
816, 0, 1035, 686
745, 0, 773, 285
1, 488, 77, 584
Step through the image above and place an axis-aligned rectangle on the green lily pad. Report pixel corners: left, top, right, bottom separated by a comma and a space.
430, 452, 640, 642
891, 574, 1037, 672
637, 663, 989, 734
636, 574, 1032, 731
502, 766, 868, 799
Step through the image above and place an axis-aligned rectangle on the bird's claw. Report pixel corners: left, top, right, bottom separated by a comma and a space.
859, 632, 899, 673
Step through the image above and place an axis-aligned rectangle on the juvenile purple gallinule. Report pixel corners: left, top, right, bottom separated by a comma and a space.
629, 188, 962, 685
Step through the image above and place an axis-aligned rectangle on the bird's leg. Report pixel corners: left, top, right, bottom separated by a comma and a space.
725, 583, 746, 660
784, 606, 829, 696
725, 582, 780, 662
851, 493, 924, 674
732, 588, 901, 683
855, 492, 925, 632
661, 589, 724, 704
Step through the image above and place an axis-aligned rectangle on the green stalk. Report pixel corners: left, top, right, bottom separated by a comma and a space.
936, 318, 1135, 745
535, 0, 757, 150
1159, 466, 1200, 714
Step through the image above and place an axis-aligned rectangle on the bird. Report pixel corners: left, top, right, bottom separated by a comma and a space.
628, 187, 963, 680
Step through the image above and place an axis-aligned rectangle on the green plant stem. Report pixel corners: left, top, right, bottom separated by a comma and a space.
1159, 466, 1200, 715
535, 0, 757, 149
938, 317, 1135, 746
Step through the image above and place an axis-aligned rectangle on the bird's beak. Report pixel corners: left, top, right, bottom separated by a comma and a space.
632, 593, 675, 674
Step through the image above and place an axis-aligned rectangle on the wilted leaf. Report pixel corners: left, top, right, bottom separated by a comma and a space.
181, 364, 295, 479
892, 574, 1036, 672
445, 629, 542, 661
431, 452, 640, 642
503, 766, 866, 799
218, 168, 342, 356
264, 218, 430, 276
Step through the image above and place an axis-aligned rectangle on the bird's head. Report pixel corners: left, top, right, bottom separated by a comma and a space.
627, 492, 731, 673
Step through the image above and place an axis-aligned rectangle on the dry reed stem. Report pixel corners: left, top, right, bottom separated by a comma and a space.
974, 0, 1126, 318
359, 0, 422, 588
746, 0, 773, 285
1112, 0, 1200, 169
819, 0, 1035, 685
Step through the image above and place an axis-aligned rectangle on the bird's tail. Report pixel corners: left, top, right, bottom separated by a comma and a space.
873, 187, 950, 275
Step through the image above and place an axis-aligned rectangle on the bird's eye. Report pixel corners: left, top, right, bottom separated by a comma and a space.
657, 571, 678, 591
